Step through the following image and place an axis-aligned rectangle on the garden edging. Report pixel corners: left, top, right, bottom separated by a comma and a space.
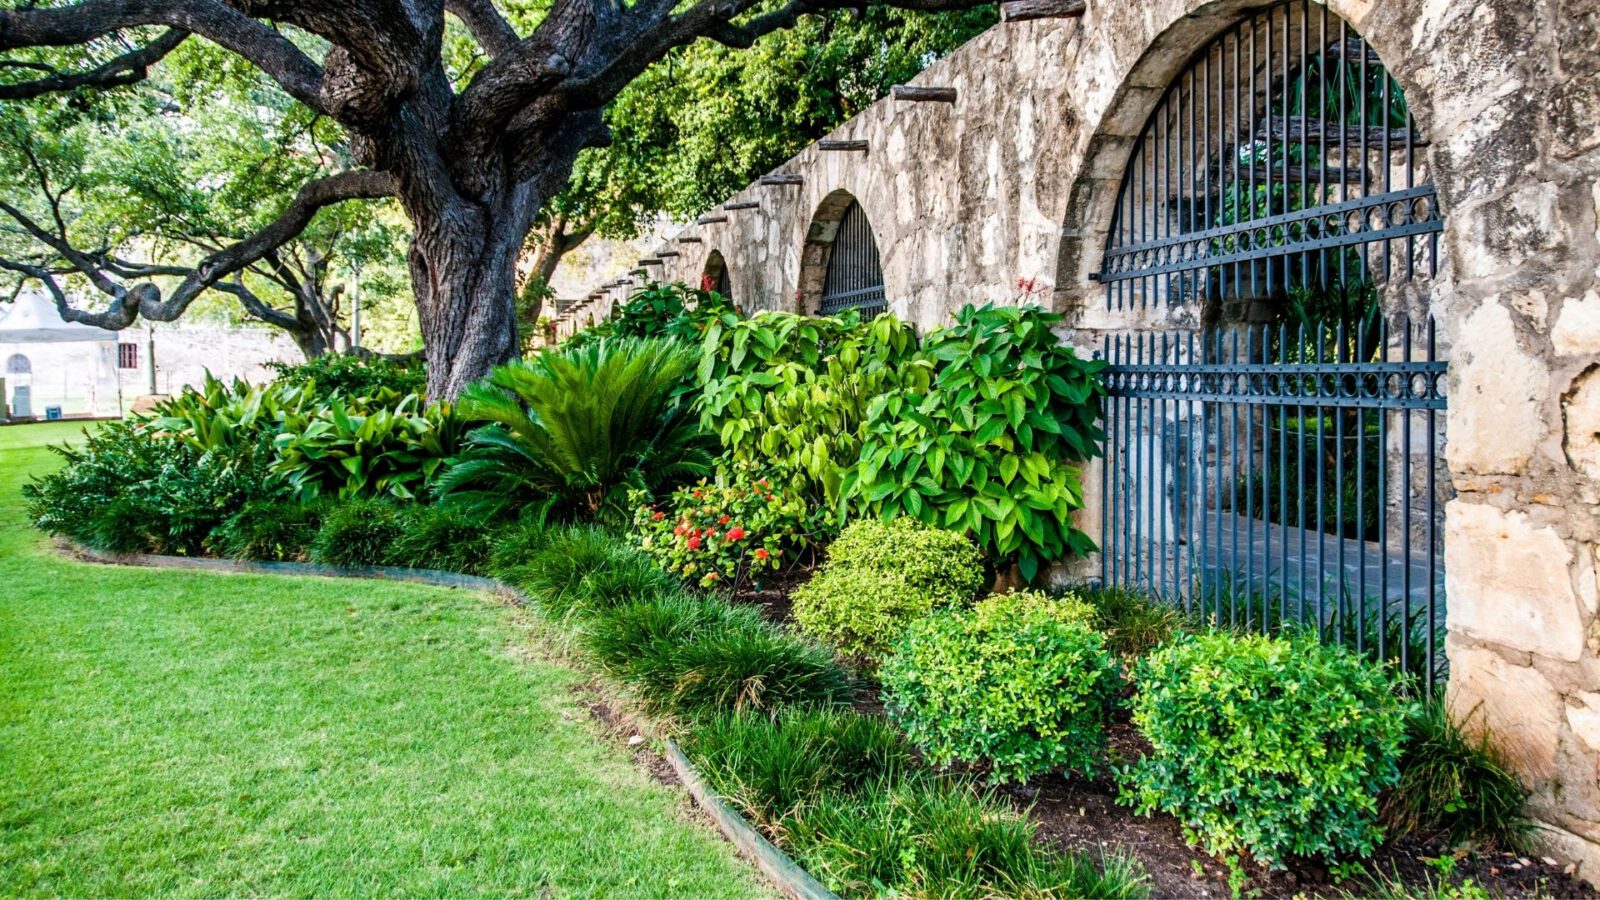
55, 539, 839, 900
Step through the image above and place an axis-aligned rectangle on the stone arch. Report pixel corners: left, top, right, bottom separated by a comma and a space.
798, 189, 887, 317
5, 353, 30, 376
1050, 0, 1443, 323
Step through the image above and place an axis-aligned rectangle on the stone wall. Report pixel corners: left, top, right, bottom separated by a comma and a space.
570, 0, 1600, 874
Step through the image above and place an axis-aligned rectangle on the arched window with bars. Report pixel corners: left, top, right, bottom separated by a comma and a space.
1093, 1, 1450, 690
816, 200, 886, 318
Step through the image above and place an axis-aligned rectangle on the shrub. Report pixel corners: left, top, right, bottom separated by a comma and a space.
1380, 699, 1530, 850
567, 281, 739, 348
792, 518, 984, 661
1121, 631, 1410, 867
632, 463, 813, 590
785, 779, 1147, 899
209, 498, 327, 561
882, 590, 1115, 784
485, 516, 552, 582
586, 595, 853, 717
694, 310, 919, 517
438, 338, 714, 521
843, 304, 1106, 580
1069, 583, 1189, 657
267, 352, 426, 403
508, 526, 670, 618
391, 505, 495, 574
309, 498, 409, 567
685, 709, 912, 827
272, 392, 463, 502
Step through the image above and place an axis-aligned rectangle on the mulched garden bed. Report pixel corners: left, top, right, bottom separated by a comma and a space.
728, 581, 1599, 900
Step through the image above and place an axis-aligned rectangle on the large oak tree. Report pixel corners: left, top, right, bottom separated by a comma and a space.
0, 0, 989, 398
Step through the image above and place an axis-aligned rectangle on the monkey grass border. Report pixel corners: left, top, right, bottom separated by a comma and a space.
57, 540, 840, 900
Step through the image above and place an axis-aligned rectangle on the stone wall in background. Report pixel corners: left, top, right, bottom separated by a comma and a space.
565, 0, 1600, 876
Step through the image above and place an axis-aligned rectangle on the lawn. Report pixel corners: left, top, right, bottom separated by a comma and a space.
0, 421, 764, 897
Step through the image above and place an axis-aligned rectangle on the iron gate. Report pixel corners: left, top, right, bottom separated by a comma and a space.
1093, 0, 1448, 687
820, 201, 887, 317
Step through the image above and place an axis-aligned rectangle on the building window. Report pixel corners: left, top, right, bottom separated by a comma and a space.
819, 200, 886, 317
5, 353, 29, 375
117, 342, 139, 369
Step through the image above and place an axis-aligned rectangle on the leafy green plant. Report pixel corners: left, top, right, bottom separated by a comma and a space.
308, 498, 409, 567
266, 352, 426, 404
272, 392, 462, 502
148, 373, 307, 455
632, 463, 813, 590
843, 304, 1106, 581
695, 309, 920, 517
507, 525, 671, 618
585, 594, 852, 718
391, 505, 495, 574
792, 517, 985, 661
438, 338, 714, 521
881, 590, 1116, 784
209, 498, 328, 561
1381, 699, 1531, 850
484, 516, 553, 582
685, 709, 913, 827
568, 281, 740, 348
1120, 631, 1410, 868
786, 779, 1148, 899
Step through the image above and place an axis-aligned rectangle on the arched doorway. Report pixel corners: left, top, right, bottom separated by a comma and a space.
5, 353, 32, 419
1093, 1, 1448, 688
702, 250, 732, 301
799, 191, 887, 318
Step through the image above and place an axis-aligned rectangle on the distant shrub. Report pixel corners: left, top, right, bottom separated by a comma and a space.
209, 498, 327, 561
786, 779, 1147, 900
1068, 583, 1189, 657
686, 709, 913, 827
792, 518, 984, 661
391, 505, 494, 574
268, 352, 425, 403
309, 498, 408, 567
566, 281, 739, 348
883, 590, 1114, 784
586, 594, 852, 718
1121, 631, 1409, 867
1381, 699, 1531, 850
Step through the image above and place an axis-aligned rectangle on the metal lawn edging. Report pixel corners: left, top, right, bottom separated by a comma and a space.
57, 539, 838, 900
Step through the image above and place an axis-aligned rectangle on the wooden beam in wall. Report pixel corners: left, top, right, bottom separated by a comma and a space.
818, 139, 868, 152
1000, 0, 1086, 21
892, 85, 957, 103
657, 250, 681, 258
723, 200, 760, 210
696, 214, 728, 224
759, 173, 803, 186
678, 235, 704, 243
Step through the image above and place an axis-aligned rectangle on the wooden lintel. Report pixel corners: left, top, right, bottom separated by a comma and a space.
892, 85, 957, 103
759, 173, 803, 186
818, 139, 868, 152
657, 250, 681, 258
696, 214, 728, 224
1000, 0, 1087, 21
723, 200, 760, 210
637, 258, 663, 266
678, 235, 704, 243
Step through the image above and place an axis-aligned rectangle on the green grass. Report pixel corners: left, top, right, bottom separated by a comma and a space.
0, 422, 765, 897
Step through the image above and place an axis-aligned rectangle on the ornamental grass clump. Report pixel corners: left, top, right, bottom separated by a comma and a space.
390, 505, 495, 574
792, 517, 985, 661
1381, 698, 1531, 850
209, 498, 328, 561
513, 525, 670, 618
309, 498, 409, 567
1121, 630, 1410, 868
881, 590, 1116, 784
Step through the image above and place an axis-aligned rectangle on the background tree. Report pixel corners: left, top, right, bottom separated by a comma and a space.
0, 0, 997, 399
519, 8, 994, 299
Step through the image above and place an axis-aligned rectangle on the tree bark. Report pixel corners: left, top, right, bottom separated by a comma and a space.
411, 202, 526, 399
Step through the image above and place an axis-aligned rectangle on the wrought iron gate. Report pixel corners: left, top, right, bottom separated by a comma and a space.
820, 201, 887, 317
1093, 1, 1448, 687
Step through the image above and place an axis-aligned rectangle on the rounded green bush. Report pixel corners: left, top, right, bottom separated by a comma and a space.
792, 518, 984, 661
391, 505, 494, 574
1120, 630, 1409, 867
881, 590, 1115, 784
309, 498, 407, 567
209, 498, 327, 561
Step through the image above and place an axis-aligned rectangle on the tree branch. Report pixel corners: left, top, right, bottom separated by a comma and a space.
445, 0, 518, 58
0, 1, 326, 114
0, 28, 188, 100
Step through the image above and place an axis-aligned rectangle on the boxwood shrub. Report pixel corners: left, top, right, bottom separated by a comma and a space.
1120, 630, 1409, 867
792, 517, 984, 661
881, 590, 1115, 784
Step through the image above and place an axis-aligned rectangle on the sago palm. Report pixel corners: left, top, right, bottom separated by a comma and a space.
437, 337, 714, 520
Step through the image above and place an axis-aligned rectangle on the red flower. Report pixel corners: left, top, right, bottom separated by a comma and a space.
707, 531, 719, 541
687, 535, 702, 550
653, 511, 666, 521
727, 527, 746, 542
718, 515, 730, 525
754, 548, 769, 561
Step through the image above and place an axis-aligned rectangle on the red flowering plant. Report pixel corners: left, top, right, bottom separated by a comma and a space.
631, 463, 812, 590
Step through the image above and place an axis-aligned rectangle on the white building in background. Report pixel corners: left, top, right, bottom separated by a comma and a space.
0, 292, 302, 420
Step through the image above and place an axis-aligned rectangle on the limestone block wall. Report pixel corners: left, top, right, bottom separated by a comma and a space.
573, 0, 1600, 874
